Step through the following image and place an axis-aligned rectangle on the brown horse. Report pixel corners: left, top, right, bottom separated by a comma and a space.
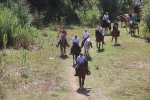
72, 43, 80, 64
60, 35, 67, 55
134, 6, 141, 16
100, 20, 111, 34
77, 61, 87, 88
95, 30, 104, 50
118, 14, 130, 27
111, 25, 119, 44
129, 22, 139, 36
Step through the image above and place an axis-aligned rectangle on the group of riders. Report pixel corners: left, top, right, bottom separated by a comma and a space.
56, 0, 143, 77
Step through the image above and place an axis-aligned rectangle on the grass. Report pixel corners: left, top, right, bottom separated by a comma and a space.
0, 22, 150, 100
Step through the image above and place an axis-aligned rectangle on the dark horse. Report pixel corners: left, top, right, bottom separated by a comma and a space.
77, 61, 87, 88
134, 6, 141, 16
111, 25, 119, 44
72, 43, 80, 64
100, 20, 111, 34
60, 35, 67, 55
129, 22, 139, 36
95, 30, 104, 50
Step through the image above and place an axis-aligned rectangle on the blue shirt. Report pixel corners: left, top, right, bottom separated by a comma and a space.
131, 15, 137, 21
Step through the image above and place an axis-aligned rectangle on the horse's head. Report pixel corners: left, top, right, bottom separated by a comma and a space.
113, 25, 117, 30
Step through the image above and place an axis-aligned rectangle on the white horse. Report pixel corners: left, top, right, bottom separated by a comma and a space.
83, 38, 92, 57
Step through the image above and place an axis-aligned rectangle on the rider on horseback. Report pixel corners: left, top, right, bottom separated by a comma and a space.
130, 14, 137, 27
74, 52, 91, 76
70, 34, 81, 55
56, 27, 70, 47
103, 12, 110, 23
81, 29, 92, 48
113, 20, 120, 36
97, 24, 105, 44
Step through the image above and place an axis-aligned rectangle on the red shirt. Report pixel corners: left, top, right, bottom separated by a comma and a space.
60, 29, 67, 36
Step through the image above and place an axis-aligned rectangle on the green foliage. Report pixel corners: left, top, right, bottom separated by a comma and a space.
0, 0, 38, 48
76, 4, 101, 27
100, 0, 137, 17
142, 1, 150, 38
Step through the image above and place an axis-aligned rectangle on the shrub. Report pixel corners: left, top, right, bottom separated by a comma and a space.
76, 4, 101, 27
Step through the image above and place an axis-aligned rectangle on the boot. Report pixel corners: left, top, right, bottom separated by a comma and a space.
86, 69, 91, 75
90, 43, 93, 48
74, 69, 78, 76
56, 40, 60, 47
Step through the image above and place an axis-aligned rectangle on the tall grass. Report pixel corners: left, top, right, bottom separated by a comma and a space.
0, 0, 38, 48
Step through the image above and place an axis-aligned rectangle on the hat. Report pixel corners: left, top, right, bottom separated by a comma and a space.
79, 52, 83, 55
85, 29, 87, 30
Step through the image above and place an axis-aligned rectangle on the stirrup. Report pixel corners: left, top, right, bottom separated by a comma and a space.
87, 71, 91, 75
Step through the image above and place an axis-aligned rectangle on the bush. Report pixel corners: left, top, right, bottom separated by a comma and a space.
142, 1, 150, 38
0, 0, 38, 48
76, 4, 101, 27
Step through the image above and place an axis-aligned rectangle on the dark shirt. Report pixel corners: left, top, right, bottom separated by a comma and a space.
129, 13, 132, 19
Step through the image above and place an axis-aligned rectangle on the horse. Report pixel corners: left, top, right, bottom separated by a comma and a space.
72, 43, 80, 64
100, 20, 111, 34
111, 25, 119, 44
134, 6, 141, 16
95, 30, 104, 50
83, 38, 92, 57
129, 21, 139, 36
118, 14, 130, 28
60, 35, 67, 55
77, 61, 87, 88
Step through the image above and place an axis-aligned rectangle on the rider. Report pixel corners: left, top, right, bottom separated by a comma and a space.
56, 27, 70, 47
70, 34, 81, 55
130, 13, 137, 26
97, 24, 105, 44
103, 12, 110, 23
81, 29, 91, 48
112, 20, 120, 36
135, 0, 142, 8
74, 52, 91, 76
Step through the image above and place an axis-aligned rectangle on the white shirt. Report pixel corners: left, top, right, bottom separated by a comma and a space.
98, 27, 103, 33
103, 14, 109, 20
72, 37, 79, 44
83, 32, 89, 39
135, 1, 141, 6
77, 55, 86, 64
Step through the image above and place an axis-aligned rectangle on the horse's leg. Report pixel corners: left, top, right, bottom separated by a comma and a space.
137, 27, 139, 36
82, 78, 85, 88
111, 37, 114, 42
99, 42, 100, 50
101, 42, 103, 49
73, 54, 74, 64
64, 47, 66, 55
79, 77, 82, 88
96, 42, 98, 48
115, 37, 117, 44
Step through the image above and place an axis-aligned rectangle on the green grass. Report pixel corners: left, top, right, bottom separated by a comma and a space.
0, 22, 150, 100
